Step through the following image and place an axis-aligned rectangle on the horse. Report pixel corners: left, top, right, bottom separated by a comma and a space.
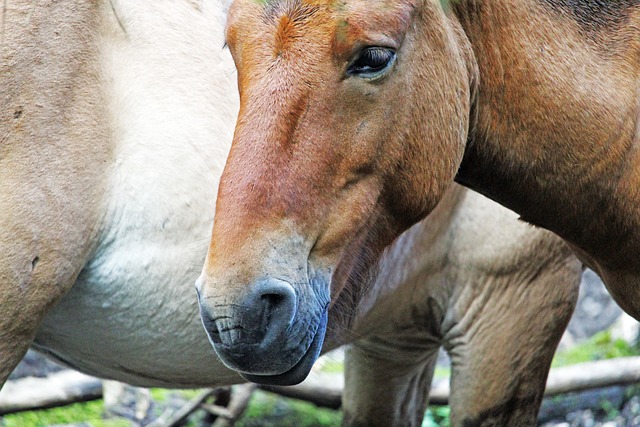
2, 1, 581, 426
194, 0, 597, 423
1, 0, 239, 388
454, 0, 640, 320
202, 0, 638, 311
337, 186, 581, 426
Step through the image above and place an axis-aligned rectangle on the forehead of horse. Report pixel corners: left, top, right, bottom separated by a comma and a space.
227, 0, 415, 60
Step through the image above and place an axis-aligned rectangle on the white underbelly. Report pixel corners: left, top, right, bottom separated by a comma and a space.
33, 0, 242, 388
34, 237, 241, 388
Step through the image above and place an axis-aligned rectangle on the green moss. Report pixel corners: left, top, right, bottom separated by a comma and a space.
552, 331, 639, 368
599, 398, 620, 419
317, 359, 344, 374
150, 388, 202, 403
237, 391, 341, 427
422, 406, 451, 427
149, 388, 171, 402
624, 384, 640, 400
0, 400, 131, 427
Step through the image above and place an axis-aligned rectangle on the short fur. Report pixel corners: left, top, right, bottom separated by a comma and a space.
202, 0, 589, 424
541, 0, 639, 31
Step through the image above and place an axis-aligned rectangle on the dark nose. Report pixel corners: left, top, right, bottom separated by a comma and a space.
255, 279, 297, 345
199, 278, 298, 372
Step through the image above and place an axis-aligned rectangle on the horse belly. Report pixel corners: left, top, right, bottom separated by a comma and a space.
32, 0, 241, 388
33, 242, 241, 388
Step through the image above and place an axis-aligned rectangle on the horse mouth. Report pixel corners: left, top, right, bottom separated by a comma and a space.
239, 308, 328, 386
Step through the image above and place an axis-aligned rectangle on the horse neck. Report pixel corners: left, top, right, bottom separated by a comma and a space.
452, 0, 640, 272
324, 186, 468, 347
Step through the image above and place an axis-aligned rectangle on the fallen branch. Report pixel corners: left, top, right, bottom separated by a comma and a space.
146, 388, 219, 427
147, 384, 256, 427
0, 370, 102, 414
259, 373, 344, 410
545, 357, 640, 396
263, 356, 640, 408
210, 383, 257, 427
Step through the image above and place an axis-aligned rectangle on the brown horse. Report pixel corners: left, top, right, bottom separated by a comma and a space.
336, 186, 581, 426
197, 0, 605, 410
199, 0, 473, 384
1, 4, 580, 427
455, 0, 640, 318
197, 183, 582, 426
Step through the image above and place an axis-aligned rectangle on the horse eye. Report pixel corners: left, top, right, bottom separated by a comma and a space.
348, 47, 396, 78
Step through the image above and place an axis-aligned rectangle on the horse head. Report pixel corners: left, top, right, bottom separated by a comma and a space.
197, 0, 475, 385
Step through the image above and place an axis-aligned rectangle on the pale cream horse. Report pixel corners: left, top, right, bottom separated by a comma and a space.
2, 1, 580, 426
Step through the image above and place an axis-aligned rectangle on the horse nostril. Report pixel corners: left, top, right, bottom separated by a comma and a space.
261, 292, 285, 309
200, 279, 298, 351
255, 279, 297, 332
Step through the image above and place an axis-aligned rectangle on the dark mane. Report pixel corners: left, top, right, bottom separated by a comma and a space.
541, 0, 639, 31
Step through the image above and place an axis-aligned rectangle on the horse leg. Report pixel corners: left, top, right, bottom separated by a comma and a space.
342, 338, 439, 427
0, 260, 77, 384
0, 164, 104, 385
443, 248, 581, 426
0, 162, 106, 386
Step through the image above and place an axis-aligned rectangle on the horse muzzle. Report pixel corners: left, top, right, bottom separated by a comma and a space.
197, 277, 328, 386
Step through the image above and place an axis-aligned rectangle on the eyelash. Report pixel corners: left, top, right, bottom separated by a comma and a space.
347, 47, 397, 78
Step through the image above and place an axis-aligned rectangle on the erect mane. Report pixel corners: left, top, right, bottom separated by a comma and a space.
541, 0, 639, 31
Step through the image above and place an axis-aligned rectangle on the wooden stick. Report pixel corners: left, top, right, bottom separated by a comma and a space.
146, 388, 218, 427
262, 356, 640, 407
259, 373, 344, 409
0, 370, 102, 414
211, 384, 257, 427
545, 357, 640, 396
